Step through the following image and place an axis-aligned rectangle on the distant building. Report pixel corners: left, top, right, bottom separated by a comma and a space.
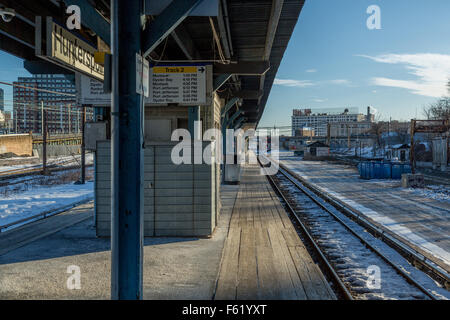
328, 121, 372, 137
0, 110, 12, 134
13, 74, 92, 134
295, 127, 315, 137
0, 88, 4, 111
305, 141, 330, 157
386, 144, 410, 162
292, 107, 374, 137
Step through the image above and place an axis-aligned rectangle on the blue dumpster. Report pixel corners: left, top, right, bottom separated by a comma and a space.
382, 162, 392, 179
363, 162, 370, 179
369, 162, 375, 179
359, 160, 411, 180
392, 163, 402, 179
374, 162, 383, 179
359, 162, 367, 179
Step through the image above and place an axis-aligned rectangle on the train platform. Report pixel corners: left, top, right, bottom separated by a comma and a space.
214, 164, 335, 300
0, 162, 335, 300
277, 153, 450, 273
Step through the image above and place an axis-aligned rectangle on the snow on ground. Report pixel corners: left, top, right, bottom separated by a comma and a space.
277, 158, 450, 271
0, 182, 94, 227
321, 186, 450, 269
332, 147, 384, 158
0, 153, 94, 173
281, 181, 449, 299
0, 163, 38, 173
405, 185, 450, 203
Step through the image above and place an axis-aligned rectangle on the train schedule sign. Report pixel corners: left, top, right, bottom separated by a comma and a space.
76, 74, 111, 106
148, 64, 211, 106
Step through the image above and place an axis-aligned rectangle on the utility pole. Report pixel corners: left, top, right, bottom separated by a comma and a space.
326, 123, 330, 145
80, 106, 86, 184
410, 120, 415, 174
388, 116, 391, 156
60, 104, 63, 133
361, 141, 363, 159
42, 109, 48, 175
41, 101, 44, 135
347, 124, 350, 149
24, 103, 27, 131
111, 0, 144, 300
68, 104, 71, 134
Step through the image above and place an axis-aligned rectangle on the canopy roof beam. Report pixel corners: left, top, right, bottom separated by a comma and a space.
142, 0, 202, 58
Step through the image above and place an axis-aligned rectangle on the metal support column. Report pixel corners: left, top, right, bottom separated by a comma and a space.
111, 0, 144, 300
81, 106, 86, 184
188, 106, 200, 138
221, 114, 229, 182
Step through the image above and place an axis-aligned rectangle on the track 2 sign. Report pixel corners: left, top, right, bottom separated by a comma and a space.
148, 64, 210, 106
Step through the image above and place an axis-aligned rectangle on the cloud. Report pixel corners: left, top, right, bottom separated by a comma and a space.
306, 69, 317, 73
273, 78, 315, 87
328, 79, 351, 85
274, 78, 351, 88
312, 98, 327, 103
358, 53, 450, 98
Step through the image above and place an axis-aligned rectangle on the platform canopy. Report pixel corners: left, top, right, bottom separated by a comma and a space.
0, 0, 305, 128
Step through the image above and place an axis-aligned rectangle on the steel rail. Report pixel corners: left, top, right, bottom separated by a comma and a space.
274, 164, 439, 300
277, 160, 450, 290
0, 164, 94, 181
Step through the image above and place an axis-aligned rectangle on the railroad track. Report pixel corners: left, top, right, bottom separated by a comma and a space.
422, 174, 450, 186
262, 160, 447, 300
277, 162, 450, 287
0, 160, 93, 182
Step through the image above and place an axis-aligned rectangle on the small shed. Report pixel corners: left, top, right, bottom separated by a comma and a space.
388, 144, 410, 162
306, 141, 330, 157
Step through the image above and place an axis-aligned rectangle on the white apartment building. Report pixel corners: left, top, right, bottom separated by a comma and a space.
292, 107, 374, 136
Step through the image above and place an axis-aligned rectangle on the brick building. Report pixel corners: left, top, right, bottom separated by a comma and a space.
13, 74, 93, 134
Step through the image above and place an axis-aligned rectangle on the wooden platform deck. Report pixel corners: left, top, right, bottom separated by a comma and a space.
214, 164, 336, 300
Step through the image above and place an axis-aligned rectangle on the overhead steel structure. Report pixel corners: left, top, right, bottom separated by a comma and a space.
0, 0, 304, 129
0, 0, 305, 299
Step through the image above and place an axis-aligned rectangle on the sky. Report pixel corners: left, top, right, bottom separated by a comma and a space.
259, 0, 450, 128
0, 52, 32, 112
1, 0, 449, 126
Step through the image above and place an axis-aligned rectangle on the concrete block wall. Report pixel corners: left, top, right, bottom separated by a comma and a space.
0, 133, 33, 156
33, 145, 81, 158
95, 140, 218, 237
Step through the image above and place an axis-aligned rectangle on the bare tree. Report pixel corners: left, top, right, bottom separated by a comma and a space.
369, 112, 385, 148
423, 97, 450, 120
422, 105, 433, 120
390, 121, 409, 144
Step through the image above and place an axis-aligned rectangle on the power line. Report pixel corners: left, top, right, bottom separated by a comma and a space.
0, 81, 77, 97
